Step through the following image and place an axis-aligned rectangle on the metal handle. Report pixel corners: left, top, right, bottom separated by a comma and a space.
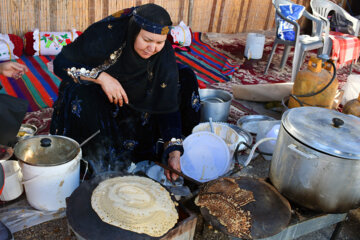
287, 144, 318, 159
80, 158, 88, 182
153, 161, 202, 186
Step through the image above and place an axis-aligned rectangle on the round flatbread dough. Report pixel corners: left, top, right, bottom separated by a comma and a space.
91, 175, 178, 237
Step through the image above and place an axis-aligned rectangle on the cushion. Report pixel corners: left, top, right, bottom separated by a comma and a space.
168, 21, 192, 47
0, 34, 23, 61
24, 29, 81, 56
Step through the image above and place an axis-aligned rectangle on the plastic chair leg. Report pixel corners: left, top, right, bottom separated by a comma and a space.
291, 43, 304, 82
264, 42, 278, 75
298, 51, 306, 72
280, 45, 292, 70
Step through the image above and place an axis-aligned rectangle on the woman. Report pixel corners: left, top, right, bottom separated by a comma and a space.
50, 4, 200, 180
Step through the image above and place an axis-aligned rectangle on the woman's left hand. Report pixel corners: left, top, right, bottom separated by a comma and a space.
165, 150, 181, 181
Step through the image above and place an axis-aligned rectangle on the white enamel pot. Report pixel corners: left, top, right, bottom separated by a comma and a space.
14, 135, 81, 211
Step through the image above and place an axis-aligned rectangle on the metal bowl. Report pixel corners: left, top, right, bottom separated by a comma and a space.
199, 89, 233, 122
0, 145, 13, 160
17, 124, 38, 140
237, 115, 275, 135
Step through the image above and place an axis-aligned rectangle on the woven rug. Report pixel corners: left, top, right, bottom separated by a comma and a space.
175, 32, 238, 88
0, 55, 60, 112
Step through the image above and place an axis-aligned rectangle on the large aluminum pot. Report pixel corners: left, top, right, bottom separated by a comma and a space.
199, 89, 233, 122
270, 107, 360, 213
14, 135, 81, 211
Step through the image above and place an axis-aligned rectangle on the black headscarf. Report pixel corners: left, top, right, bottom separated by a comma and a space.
61, 4, 179, 114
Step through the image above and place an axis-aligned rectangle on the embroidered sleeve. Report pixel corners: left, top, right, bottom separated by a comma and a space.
66, 43, 125, 83
164, 138, 183, 149
163, 137, 184, 163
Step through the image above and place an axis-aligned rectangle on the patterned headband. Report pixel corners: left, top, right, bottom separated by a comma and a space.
133, 9, 171, 35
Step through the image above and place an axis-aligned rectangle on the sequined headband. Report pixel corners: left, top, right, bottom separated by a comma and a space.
133, 9, 171, 35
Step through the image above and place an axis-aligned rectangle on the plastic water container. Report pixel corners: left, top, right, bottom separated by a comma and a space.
256, 121, 281, 160
244, 33, 266, 60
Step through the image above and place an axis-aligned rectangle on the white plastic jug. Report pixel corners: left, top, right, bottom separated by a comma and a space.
244, 33, 266, 60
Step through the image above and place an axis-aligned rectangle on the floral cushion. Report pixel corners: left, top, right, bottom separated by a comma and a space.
24, 29, 81, 56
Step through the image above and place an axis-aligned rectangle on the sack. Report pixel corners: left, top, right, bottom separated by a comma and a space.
277, 4, 305, 41
329, 12, 355, 35
0, 94, 28, 146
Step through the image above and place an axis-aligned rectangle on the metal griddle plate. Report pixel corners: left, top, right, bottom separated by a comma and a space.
66, 172, 174, 240
200, 177, 291, 239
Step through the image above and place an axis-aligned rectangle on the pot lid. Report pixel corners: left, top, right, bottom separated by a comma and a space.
14, 135, 80, 166
282, 107, 360, 160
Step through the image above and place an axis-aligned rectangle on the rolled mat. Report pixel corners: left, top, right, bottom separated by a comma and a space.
232, 83, 293, 102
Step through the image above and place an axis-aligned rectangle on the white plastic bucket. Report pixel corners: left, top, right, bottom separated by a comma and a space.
244, 33, 265, 60
192, 122, 241, 158
180, 132, 230, 183
0, 160, 23, 201
19, 150, 81, 211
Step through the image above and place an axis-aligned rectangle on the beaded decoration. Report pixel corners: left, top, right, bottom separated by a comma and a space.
67, 42, 126, 82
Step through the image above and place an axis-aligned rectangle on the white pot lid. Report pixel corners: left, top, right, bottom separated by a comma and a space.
282, 107, 360, 160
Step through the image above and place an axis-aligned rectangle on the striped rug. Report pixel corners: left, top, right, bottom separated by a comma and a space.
175, 32, 238, 88
0, 55, 60, 112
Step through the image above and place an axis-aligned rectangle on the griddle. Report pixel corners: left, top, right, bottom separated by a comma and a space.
200, 177, 291, 239
66, 172, 180, 240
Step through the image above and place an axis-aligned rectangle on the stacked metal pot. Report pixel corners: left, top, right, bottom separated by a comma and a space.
270, 107, 360, 213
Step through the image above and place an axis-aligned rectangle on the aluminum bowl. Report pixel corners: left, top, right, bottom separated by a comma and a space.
199, 89, 233, 122
17, 124, 38, 140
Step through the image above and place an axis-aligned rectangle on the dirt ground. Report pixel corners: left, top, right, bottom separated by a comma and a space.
10, 156, 360, 240
12, 208, 360, 240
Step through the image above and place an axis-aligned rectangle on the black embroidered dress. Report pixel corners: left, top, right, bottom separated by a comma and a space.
50, 7, 200, 173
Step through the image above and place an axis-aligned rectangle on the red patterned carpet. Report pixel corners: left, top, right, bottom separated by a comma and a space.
202, 32, 360, 90
23, 108, 53, 135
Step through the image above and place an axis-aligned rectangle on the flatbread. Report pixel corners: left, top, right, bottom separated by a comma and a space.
91, 176, 178, 237
195, 177, 255, 239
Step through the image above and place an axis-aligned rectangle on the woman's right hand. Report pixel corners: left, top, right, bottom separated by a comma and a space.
0, 62, 28, 78
97, 72, 129, 106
